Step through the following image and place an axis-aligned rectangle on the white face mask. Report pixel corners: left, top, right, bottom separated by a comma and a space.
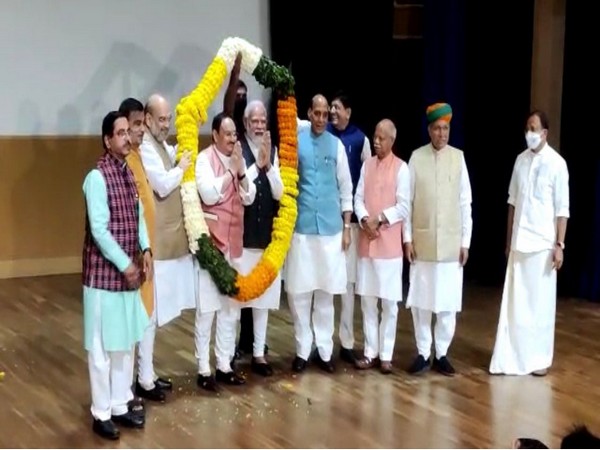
525, 130, 543, 150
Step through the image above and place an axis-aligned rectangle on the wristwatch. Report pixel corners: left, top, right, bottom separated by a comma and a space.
556, 241, 565, 250
377, 213, 384, 228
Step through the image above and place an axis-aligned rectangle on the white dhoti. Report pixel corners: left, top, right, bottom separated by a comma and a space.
406, 260, 463, 359
194, 255, 242, 375
340, 224, 359, 349
237, 248, 281, 357
489, 249, 556, 375
357, 257, 403, 361
137, 253, 196, 389
285, 232, 346, 361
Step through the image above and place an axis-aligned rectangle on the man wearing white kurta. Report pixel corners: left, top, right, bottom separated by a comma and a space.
195, 113, 256, 389
238, 101, 283, 377
285, 94, 353, 373
353, 119, 410, 374
404, 103, 472, 377
139, 94, 196, 398
489, 110, 569, 376
328, 92, 372, 364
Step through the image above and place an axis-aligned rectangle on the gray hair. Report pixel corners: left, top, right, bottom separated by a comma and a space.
243, 100, 267, 120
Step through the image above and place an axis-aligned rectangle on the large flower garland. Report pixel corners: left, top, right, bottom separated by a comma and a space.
175, 37, 298, 301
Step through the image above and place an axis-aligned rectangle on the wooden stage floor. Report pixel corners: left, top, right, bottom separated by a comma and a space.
1, 274, 599, 448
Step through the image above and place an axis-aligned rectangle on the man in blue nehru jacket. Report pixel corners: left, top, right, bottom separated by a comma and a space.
327, 91, 371, 364
285, 94, 353, 374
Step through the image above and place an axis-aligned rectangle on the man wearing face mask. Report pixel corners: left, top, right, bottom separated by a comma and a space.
404, 103, 472, 377
326, 92, 371, 365
194, 112, 256, 389
138, 94, 197, 400
489, 110, 569, 376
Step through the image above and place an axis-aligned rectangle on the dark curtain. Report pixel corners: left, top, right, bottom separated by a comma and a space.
421, 0, 466, 149
561, 2, 597, 300
463, 0, 535, 285
268, 1, 395, 144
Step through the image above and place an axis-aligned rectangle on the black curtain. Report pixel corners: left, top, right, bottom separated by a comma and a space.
560, 2, 596, 300
269, 1, 397, 146
463, 0, 535, 285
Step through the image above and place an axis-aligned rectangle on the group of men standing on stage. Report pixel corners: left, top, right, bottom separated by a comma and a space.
80, 57, 569, 439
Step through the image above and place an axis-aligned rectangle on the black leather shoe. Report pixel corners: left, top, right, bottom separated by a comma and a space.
92, 419, 119, 440
432, 356, 456, 376
251, 358, 274, 377
135, 380, 166, 402
312, 351, 335, 373
339, 347, 357, 364
111, 411, 145, 428
215, 369, 246, 385
154, 377, 173, 391
197, 374, 219, 392
407, 355, 430, 375
291, 356, 308, 373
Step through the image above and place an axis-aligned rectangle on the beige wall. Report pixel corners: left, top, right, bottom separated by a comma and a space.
0, 135, 206, 279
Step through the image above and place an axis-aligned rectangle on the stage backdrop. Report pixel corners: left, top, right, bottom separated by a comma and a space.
0, 0, 270, 278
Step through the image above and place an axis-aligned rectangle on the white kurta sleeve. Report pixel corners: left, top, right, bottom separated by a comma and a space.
460, 154, 473, 248
336, 139, 353, 213
195, 150, 227, 206
507, 159, 518, 206
353, 162, 368, 222
361, 137, 372, 162
265, 151, 284, 201
297, 118, 311, 132
554, 160, 570, 218
140, 141, 183, 198
382, 162, 411, 226
403, 156, 417, 243
239, 159, 257, 206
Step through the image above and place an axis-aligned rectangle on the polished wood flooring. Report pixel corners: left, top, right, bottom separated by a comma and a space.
1, 274, 599, 448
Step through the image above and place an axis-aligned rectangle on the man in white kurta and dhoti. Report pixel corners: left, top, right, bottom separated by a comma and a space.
404, 103, 472, 377
195, 112, 256, 390
138, 94, 196, 398
489, 110, 569, 377
237, 101, 284, 377
353, 119, 410, 374
285, 94, 353, 374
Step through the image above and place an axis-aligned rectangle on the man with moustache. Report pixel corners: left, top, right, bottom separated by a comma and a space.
82, 111, 151, 439
404, 103, 473, 377
194, 112, 256, 389
118, 98, 158, 402
327, 91, 371, 364
138, 94, 196, 398
235, 100, 283, 376
285, 94, 353, 374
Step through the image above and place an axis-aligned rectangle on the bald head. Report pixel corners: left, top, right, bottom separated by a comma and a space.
373, 118, 397, 159
377, 119, 397, 141
144, 94, 172, 143
308, 94, 329, 135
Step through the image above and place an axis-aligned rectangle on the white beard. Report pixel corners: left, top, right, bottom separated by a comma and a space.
249, 134, 264, 148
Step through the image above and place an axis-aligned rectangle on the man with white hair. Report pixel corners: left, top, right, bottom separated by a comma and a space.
138, 94, 196, 399
354, 119, 410, 374
234, 100, 284, 376
285, 94, 353, 374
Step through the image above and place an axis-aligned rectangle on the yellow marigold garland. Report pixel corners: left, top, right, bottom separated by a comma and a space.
175, 38, 298, 301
